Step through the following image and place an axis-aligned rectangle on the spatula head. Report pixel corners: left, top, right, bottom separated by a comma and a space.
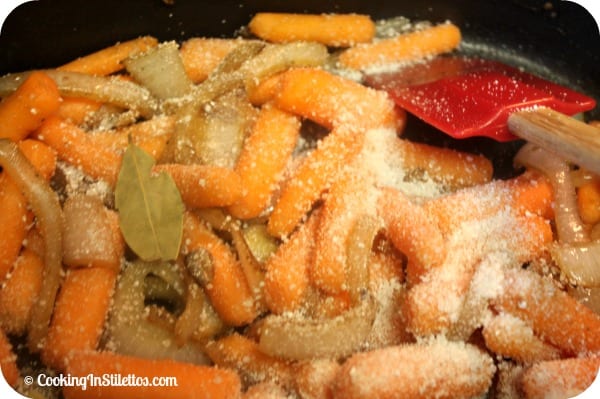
365, 57, 596, 141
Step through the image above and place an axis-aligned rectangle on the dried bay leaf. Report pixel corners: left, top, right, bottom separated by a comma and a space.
115, 144, 184, 261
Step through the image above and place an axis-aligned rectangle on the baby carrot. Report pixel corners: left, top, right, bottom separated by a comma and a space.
35, 116, 122, 186
493, 267, 600, 355
293, 359, 340, 399
0, 249, 44, 335
339, 22, 462, 70
267, 128, 363, 238
247, 73, 282, 105
0, 71, 61, 142
0, 329, 19, 388
58, 36, 158, 76
577, 177, 600, 225
181, 212, 258, 326
249, 13, 375, 47
228, 105, 300, 219
56, 97, 102, 125
264, 210, 319, 314
63, 350, 242, 399
274, 68, 399, 132
154, 164, 243, 209
0, 174, 28, 281
17, 139, 57, 181
180, 38, 244, 83
42, 267, 117, 371
521, 357, 600, 399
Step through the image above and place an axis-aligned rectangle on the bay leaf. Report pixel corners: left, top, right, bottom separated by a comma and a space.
115, 144, 184, 261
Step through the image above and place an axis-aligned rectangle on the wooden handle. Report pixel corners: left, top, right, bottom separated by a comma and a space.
508, 108, 600, 175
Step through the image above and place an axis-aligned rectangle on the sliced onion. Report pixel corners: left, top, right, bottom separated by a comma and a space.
258, 295, 376, 360
515, 143, 588, 244
0, 139, 63, 351
242, 223, 279, 264
551, 241, 600, 287
346, 214, 381, 303
106, 260, 209, 364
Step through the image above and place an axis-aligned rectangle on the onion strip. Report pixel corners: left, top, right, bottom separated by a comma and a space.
551, 241, 600, 287
0, 139, 63, 351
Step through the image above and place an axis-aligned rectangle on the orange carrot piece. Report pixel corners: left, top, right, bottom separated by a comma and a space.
493, 268, 600, 355
154, 164, 243, 209
56, 97, 102, 125
0, 329, 19, 388
0, 71, 61, 142
264, 211, 319, 314
338, 22, 462, 70
182, 212, 258, 326
42, 267, 117, 371
273, 68, 400, 132
0, 249, 44, 335
17, 139, 57, 181
243, 381, 289, 399
0, 175, 28, 281
521, 357, 600, 399
58, 36, 158, 76
248, 13, 375, 47
293, 359, 340, 399
248, 73, 283, 106
332, 338, 494, 399
35, 116, 121, 186
179, 38, 243, 83
63, 350, 242, 399
577, 177, 600, 225
228, 105, 300, 219
267, 128, 364, 238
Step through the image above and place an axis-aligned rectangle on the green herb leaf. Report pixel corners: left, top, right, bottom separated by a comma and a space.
115, 144, 184, 261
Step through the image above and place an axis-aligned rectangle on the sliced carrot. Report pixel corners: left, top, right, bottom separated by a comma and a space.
293, 359, 340, 399
42, 267, 118, 371
521, 357, 600, 399
180, 38, 243, 83
205, 333, 294, 389
577, 177, 600, 225
56, 97, 102, 125
0, 174, 28, 281
493, 267, 600, 355
248, 13, 375, 47
181, 212, 257, 326
273, 68, 400, 132
248, 73, 283, 106
58, 36, 159, 76
228, 105, 300, 219
264, 210, 319, 314
267, 128, 364, 238
338, 22, 462, 70
0, 71, 61, 142
154, 164, 243, 209
0, 329, 19, 388
0, 249, 44, 335
63, 350, 242, 399
17, 139, 57, 181
35, 116, 122, 186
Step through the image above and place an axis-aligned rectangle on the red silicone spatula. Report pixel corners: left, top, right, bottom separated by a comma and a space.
365, 56, 600, 173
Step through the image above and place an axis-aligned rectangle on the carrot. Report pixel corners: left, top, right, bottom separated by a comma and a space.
267, 128, 364, 238
63, 350, 242, 399
42, 267, 117, 371
17, 139, 57, 180
35, 116, 122, 186
293, 359, 340, 399
56, 97, 102, 125
243, 381, 289, 399
205, 333, 294, 389
248, 13, 375, 47
154, 164, 243, 209
264, 210, 319, 314
482, 313, 561, 364
521, 357, 600, 399
58, 36, 159, 76
0, 71, 61, 142
577, 177, 600, 225
0, 329, 19, 388
332, 338, 495, 399
0, 174, 28, 281
338, 22, 462, 70
493, 267, 600, 356
273, 68, 399, 132
181, 212, 258, 326
247, 73, 283, 106
180, 38, 244, 83
0, 249, 44, 335
228, 105, 300, 219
